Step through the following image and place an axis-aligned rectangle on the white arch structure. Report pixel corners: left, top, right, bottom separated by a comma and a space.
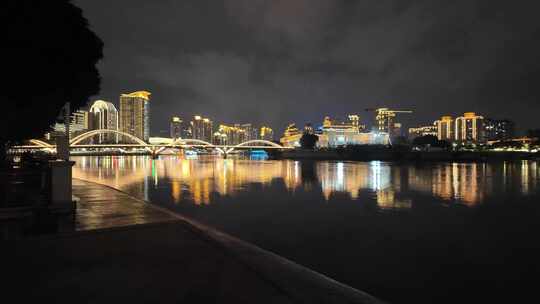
26, 131, 287, 156
162, 138, 225, 154
29, 139, 54, 148
225, 140, 284, 154
70, 129, 148, 146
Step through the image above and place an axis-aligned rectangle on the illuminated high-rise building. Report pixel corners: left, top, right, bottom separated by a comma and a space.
191, 115, 213, 142
259, 126, 274, 141
170, 116, 182, 140
374, 108, 412, 138
241, 123, 256, 141
455, 112, 484, 143
435, 116, 454, 141
213, 131, 228, 145
484, 119, 515, 141
71, 110, 89, 136
215, 124, 245, 145
46, 110, 89, 141
119, 91, 151, 142
89, 100, 118, 143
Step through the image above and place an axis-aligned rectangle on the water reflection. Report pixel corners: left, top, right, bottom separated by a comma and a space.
72, 156, 540, 208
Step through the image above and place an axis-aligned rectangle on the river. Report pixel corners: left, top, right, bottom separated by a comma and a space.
72, 155, 540, 303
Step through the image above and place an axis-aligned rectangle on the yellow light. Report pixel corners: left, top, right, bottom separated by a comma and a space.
194, 115, 201, 120
121, 91, 151, 100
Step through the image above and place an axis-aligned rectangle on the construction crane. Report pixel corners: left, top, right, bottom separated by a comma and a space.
365, 107, 413, 136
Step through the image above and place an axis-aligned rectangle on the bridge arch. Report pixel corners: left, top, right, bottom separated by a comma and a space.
70, 129, 148, 146
28, 139, 54, 148
225, 140, 284, 154
166, 138, 225, 154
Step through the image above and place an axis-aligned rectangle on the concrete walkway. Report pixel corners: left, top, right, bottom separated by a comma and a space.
72, 179, 175, 231
1, 179, 382, 304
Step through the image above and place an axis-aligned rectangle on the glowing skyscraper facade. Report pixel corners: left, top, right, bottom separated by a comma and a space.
455, 112, 484, 143
119, 91, 151, 142
191, 115, 213, 142
435, 116, 454, 141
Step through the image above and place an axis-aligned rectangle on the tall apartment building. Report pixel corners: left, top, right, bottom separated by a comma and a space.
455, 112, 484, 143
170, 116, 182, 140
119, 91, 151, 142
435, 116, 454, 141
259, 126, 274, 141
484, 118, 515, 141
191, 115, 213, 142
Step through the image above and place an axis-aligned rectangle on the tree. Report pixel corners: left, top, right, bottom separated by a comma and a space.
1, 0, 103, 161
412, 135, 439, 147
527, 129, 540, 139
300, 133, 319, 150
392, 136, 409, 146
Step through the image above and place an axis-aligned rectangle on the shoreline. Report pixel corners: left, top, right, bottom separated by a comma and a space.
3, 178, 383, 304
278, 149, 540, 162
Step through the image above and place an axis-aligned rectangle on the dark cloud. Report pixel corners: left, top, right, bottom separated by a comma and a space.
75, 0, 540, 135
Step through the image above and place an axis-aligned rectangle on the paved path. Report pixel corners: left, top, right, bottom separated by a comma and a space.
2, 179, 382, 304
72, 179, 175, 231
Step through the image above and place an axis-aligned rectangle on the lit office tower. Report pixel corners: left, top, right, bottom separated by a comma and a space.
435, 116, 454, 141
191, 115, 213, 142
259, 126, 274, 141
89, 100, 118, 143
119, 91, 151, 142
484, 119, 515, 141
455, 112, 484, 143
170, 116, 182, 140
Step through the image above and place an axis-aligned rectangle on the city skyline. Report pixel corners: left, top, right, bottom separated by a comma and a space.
63, 95, 523, 146
75, 92, 525, 141
5, 2, 540, 304
75, 0, 540, 136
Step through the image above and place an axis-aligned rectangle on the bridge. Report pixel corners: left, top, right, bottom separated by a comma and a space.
13, 129, 291, 158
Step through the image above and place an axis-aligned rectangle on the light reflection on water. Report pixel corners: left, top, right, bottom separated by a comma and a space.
72, 155, 540, 304
72, 156, 540, 208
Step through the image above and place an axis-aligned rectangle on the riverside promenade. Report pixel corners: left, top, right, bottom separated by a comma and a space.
2, 179, 382, 304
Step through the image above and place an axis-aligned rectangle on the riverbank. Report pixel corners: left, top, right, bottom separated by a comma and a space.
1, 179, 382, 304
280, 148, 540, 161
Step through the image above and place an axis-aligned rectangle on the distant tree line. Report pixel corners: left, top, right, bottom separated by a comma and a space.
412, 135, 451, 149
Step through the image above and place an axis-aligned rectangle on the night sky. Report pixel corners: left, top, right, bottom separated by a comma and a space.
76, 0, 540, 136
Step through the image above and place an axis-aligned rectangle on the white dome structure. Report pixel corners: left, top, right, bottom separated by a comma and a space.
89, 100, 119, 143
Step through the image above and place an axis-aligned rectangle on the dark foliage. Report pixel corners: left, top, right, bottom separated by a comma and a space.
1, 0, 103, 144
412, 135, 439, 146
413, 135, 451, 149
391, 135, 409, 146
300, 133, 319, 150
527, 129, 540, 139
